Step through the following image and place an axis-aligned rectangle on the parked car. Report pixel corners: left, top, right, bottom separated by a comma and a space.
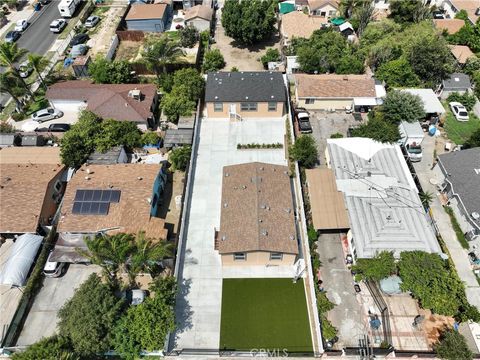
43, 252, 66, 278
84, 15, 100, 28
18, 61, 33, 78
50, 19, 67, 33
14, 19, 28, 32
449, 102, 469, 122
295, 108, 312, 134
5, 31, 20, 43
48, 123, 71, 132
69, 33, 89, 47
70, 44, 88, 58
32, 108, 64, 122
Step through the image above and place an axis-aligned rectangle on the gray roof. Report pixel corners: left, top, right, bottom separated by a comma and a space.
401, 88, 445, 114
327, 138, 441, 259
164, 129, 194, 148
438, 148, 480, 230
87, 146, 125, 165
442, 73, 471, 91
205, 71, 287, 103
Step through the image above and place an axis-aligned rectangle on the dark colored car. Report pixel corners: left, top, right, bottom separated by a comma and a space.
48, 123, 71, 132
295, 110, 312, 134
5, 31, 21, 43
69, 33, 89, 47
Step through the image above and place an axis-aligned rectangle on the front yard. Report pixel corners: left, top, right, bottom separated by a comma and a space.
443, 109, 480, 145
220, 278, 313, 353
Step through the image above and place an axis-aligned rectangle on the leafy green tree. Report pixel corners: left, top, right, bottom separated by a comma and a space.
202, 48, 226, 72
447, 19, 480, 53
11, 336, 76, 360
375, 57, 420, 87
27, 53, 49, 90
58, 274, 125, 356
150, 275, 177, 306
94, 119, 142, 152
335, 52, 365, 74
350, 116, 400, 143
179, 25, 199, 48
141, 131, 162, 146
88, 57, 133, 84
221, 0, 276, 45
143, 35, 185, 82
353, 1, 375, 37
434, 328, 473, 360
289, 135, 318, 169
388, 0, 431, 23
382, 90, 425, 124
112, 281, 176, 360
260, 48, 280, 69
169, 145, 191, 171
463, 57, 480, 76
173, 68, 205, 101
161, 87, 196, 122
463, 128, 480, 149
352, 251, 396, 281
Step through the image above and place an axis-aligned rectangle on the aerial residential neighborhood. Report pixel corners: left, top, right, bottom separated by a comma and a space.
0, 0, 480, 359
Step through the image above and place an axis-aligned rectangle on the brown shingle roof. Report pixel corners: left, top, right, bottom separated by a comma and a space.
57, 164, 167, 239
305, 168, 350, 230
450, 0, 480, 24
217, 162, 298, 255
307, 0, 339, 11
433, 19, 465, 34
0, 163, 64, 233
125, 3, 167, 20
295, 74, 376, 98
46, 81, 157, 123
449, 45, 476, 64
184, 5, 213, 21
0, 147, 61, 164
280, 11, 328, 40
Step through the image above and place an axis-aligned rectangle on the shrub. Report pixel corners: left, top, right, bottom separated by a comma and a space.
260, 48, 280, 69
289, 135, 318, 168
169, 146, 191, 171
179, 25, 199, 48
141, 131, 161, 146
202, 48, 225, 72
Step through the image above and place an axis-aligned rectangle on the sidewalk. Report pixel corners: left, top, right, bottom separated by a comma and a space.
0, 1, 36, 38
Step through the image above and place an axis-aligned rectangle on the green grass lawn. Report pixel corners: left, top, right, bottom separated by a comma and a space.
443, 109, 480, 145
220, 278, 313, 353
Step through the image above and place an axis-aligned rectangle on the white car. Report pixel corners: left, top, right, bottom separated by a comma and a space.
50, 19, 67, 33
18, 61, 33, 78
14, 19, 28, 32
43, 252, 66, 278
449, 102, 469, 122
32, 107, 64, 122
84, 15, 100, 28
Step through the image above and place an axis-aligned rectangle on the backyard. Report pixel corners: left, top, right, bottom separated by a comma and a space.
443, 109, 480, 145
220, 278, 313, 353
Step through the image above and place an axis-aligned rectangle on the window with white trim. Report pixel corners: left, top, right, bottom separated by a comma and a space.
240, 102, 257, 111
214, 102, 223, 112
233, 252, 246, 261
53, 180, 62, 193
305, 98, 315, 104
270, 252, 283, 260
268, 102, 277, 111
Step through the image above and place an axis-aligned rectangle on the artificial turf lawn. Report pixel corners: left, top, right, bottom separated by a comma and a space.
219, 278, 313, 353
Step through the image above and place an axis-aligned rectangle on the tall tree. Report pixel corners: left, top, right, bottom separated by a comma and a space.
202, 48, 225, 72
434, 328, 473, 360
142, 35, 185, 82
382, 90, 425, 124
353, 1, 375, 37
11, 336, 77, 360
27, 53, 49, 90
389, 0, 431, 23
289, 135, 318, 169
0, 42, 32, 95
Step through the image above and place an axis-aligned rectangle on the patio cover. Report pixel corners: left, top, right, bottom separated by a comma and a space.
305, 168, 350, 230
353, 97, 378, 106
0, 234, 43, 287
164, 129, 194, 148
49, 233, 92, 263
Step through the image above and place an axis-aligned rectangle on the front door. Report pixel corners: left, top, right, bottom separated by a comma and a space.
229, 103, 236, 114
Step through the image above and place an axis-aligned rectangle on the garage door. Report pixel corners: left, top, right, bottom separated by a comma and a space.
50, 100, 86, 112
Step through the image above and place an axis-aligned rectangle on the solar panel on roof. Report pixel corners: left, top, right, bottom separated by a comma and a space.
92, 190, 102, 201
72, 202, 82, 214
74, 189, 85, 202
72, 201, 110, 215
110, 190, 121, 203
83, 190, 94, 201
72, 189, 120, 216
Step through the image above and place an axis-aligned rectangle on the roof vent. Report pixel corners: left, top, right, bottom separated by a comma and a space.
260, 204, 266, 209
215, 95, 219, 99
285, 208, 291, 213
224, 202, 228, 208
472, 212, 480, 220
290, 235, 295, 240
86, 168, 91, 174
85, 176, 90, 180
261, 229, 268, 236
271, 95, 274, 99
147, 197, 151, 204
245, 96, 249, 99
225, 172, 229, 177
343, 75, 348, 81
241, 78, 244, 80
128, 89, 142, 101
259, 219, 263, 223
454, 77, 460, 82
221, 235, 226, 241
137, 177, 143, 180
242, 185, 247, 189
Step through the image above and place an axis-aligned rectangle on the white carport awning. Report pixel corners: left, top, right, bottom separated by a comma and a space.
0, 234, 43, 287
353, 97, 378, 106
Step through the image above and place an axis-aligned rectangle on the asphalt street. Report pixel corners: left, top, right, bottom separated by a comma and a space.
1, 1, 62, 106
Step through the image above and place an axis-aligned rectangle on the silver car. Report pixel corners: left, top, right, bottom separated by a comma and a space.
43, 252, 66, 278
32, 108, 64, 122
84, 15, 100, 28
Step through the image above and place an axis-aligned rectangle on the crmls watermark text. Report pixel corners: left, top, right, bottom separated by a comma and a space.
250, 348, 289, 357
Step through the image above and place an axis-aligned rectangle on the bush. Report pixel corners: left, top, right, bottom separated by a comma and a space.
260, 48, 280, 69
169, 146, 191, 171
141, 131, 161, 146
289, 135, 318, 168
446, 92, 476, 111
11, 336, 75, 360
202, 48, 226, 72
0, 120, 15, 133
88, 57, 132, 84
179, 25, 199, 48
434, 328, 473, 360
321, 317, 337, 341
330, 132, 344, 139
352, 251, 396, 281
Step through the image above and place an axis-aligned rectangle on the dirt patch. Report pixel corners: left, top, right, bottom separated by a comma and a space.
161, 170, 185, 241
115, 40, 142, 62
88, 6, 126, 57
420, 309, 455, 347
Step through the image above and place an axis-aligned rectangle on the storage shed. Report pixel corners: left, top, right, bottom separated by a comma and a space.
125, 3, 170, 33
440, 73, 471, 99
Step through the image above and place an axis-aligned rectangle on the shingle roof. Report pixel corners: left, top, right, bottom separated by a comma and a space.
125, 3, 167, 20
184, 5, 213, 21
327, 138, 441, 259
449, 45, 476, 65
450, 0, 480, 24
0, 163, 64, 233
307, 0, 339, 11
433, 19, 465, 34
205, 72, 287, 103
438, 148, 480, 230
164, 129, 193, 147
57, 164, 168, 239
442, 73, 471, 90
0, 147, 61, 164
217, 162, 298, 255
280, 11, 327, 40
46, 81, 156, 123
295, 74, 376, 98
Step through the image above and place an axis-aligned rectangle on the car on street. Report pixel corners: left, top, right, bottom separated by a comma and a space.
32, 108, 64, 122
50, 19, 67, 33
449, 102, 469, 122
5, 31, 21, 43
43, 252, 66, 278
14, 19, 28, 32
69, 33, 89, 47
18, 61, 33, 78
84, 15, 100, 28
70, 44, 88, 58
295, 108, 312, 134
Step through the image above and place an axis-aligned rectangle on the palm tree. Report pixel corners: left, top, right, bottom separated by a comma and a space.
0, 72, 27, 113
27, 53, 49, 90
142, 35, 185, 82
0, 41, 32, 95
419, 191, 434, 209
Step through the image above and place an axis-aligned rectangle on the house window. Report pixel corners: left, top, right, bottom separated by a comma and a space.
328, 10, 336, 16
240, 102, 257, 111
305, 98, 315, 105
53, 180, 62, 193
270, 252, 283, 260
268, 102, 277, 111
234, 252, 246, 261
214, 102, 223, 112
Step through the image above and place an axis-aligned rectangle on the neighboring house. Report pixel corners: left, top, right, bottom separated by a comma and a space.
54, 163, 169, 262
125, 3, 170, 32
307, 0, 339, 17
184, 4, 213, 31
401, 88, 446, 117
439, 72, 472, 99
205, 71, 287, 119
326, 137, 441, 259
449, 45, 476, 66
294, 74, 386, 111
215, 162, 298, 266
0, 147, 66, 236
280, 11, 327, 46
436, 148, 480, 241
87, 146, 128, 165
164, 128, 194, 148
433, 18, 465, 34
441, 0, 480, 25
46, 81, 159, 130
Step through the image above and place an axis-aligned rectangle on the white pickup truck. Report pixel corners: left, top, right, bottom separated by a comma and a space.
398, 121, 424, 162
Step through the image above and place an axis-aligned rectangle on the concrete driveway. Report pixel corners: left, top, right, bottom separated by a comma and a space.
13, 109, 79, 131
16, 264, 100, 346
